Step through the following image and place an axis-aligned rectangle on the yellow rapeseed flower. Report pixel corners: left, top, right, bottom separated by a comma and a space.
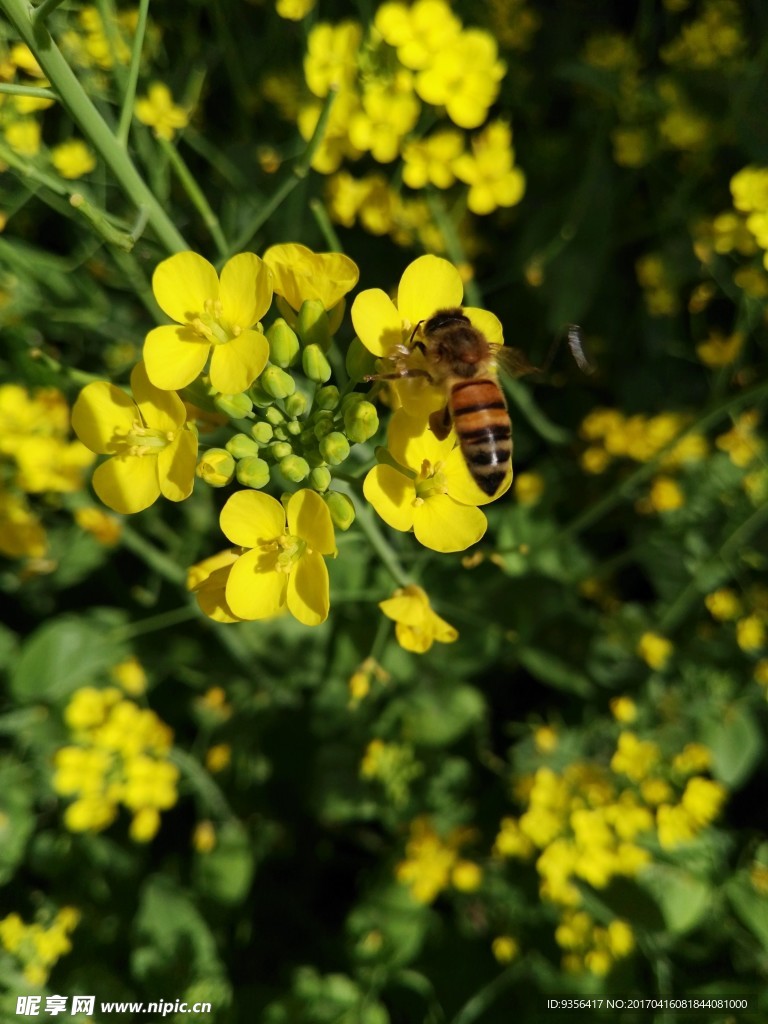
610, 732, 661, 782
696, 330, 743, 368
144, 251, 272, 393
610, 697, 637, 723
72, 362, 198, 514
379, 584, 458, 653
637, 631, 673, 670
51, 139, 97, 179
453, 121, 525, 216
492, 935, 519, 963
363, 410, 495, 552
135, 82, 189, 140
220, 488, 336, 626
263, 243, 359, 313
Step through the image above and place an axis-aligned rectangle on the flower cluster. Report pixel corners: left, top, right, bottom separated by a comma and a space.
494, 734, 727, 975
579, 407, 708, 513
1, 7, 163, 177
395, 816, 482, 904
74, 249, 511, 629
0, 385, 98, 561
0, 907, 80, 987
268, 0, 525, 245
53, 684, 179, 842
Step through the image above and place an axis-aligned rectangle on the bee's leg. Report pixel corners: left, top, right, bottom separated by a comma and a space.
428, 405, 452, 441
364, 368, 432, 382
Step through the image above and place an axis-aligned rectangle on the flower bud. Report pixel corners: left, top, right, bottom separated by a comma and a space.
344, 400, 379, 443
226, 433, 261, 459
196, 448, 235, 487
235, 456, 270, 489
265, 406, 286, 426
266, 318, 300, 367
213, 392, 253, 419
251, 421, 274, 445
284, 393, 308, 418
260, 364, 296, 399
286, 420, 303, 436
297, 299, 332, 351
269, 441, 293, 461
315, 385, 340, 411
325, 491, 356, 531
272, 426, 288, 441
319, 431, 350, 466
279, 455, 310, 482
310, 466, 332, 492
302, 343, 332, 383
346, 336, 377, 381
313, 411, 335, 440
248, 384, 274, 409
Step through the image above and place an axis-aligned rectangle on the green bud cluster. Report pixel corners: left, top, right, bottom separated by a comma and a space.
195, 298, 377, 533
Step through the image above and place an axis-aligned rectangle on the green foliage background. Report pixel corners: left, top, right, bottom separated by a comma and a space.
1, 0, 767, 1022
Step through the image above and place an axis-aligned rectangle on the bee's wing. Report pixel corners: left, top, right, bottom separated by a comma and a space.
492, 343, 540, 379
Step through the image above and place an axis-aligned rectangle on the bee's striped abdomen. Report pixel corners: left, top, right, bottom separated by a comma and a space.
449, 377, 512, 496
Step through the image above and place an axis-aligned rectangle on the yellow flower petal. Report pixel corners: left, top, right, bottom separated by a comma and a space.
143, 325, 210, 390
363, 465, 416, 532
379, 590, 428, 628
287, 550, 330, 626
226, 548, 287, 619
464, 307, 504, 346
219, 253, 273, 328
443, 446, 512, 506
130, 361, 185, 432
397, 255, 463, 327
158, 428, 197, 501
263, 243, 359, 310
286, 489, 336, 554
209, 329, 269, 394
152, 251, 218, 324
350, 288, 404, 356
72, 382, 136, 455
220, 490, 285, 547
93, 455, 160, 514
388, 409, 453, 472
413, 494, 486, 552
395, 622, 433, 654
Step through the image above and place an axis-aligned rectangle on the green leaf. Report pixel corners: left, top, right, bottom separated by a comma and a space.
639, 864, 713, 934
517, 647, 594, 696
132, 875, 227, 988
10, 615, 122, 703
703, 704, 765, 787
401, 684, 484, 746
0, 761, 36, 885
726, 873, 768, 952
193, 819, 255, 905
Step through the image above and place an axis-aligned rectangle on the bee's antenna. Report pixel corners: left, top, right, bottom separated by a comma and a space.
408, 320, 424, 347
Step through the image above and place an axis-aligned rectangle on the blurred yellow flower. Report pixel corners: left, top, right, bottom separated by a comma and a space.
637, 631, 673, 670
379, 584, 457, 653
135, 82, 189, 140
696, 330, 743, 368
453, 121, 525, 215
51, 138, 97, 179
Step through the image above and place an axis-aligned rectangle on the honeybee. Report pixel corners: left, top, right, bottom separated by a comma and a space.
375, 307, 538, 497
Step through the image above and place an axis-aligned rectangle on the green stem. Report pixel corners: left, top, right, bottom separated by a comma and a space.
310, 197, 344, 251
449, 965, 520, 1024
0, 82, 56, 99
30, 0, 65, 22
536, 378, 768, 552
158, 137, 229, 259
353, 499, 411, 588
29, 348, 104, 386
231, 87, 337, 251
119, 523, 186, 585
170, 747, 233, 819
1, 0, 187, 254
117, 0, 149, 146
110, 605, 199, 641
658, 500, 768, 632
